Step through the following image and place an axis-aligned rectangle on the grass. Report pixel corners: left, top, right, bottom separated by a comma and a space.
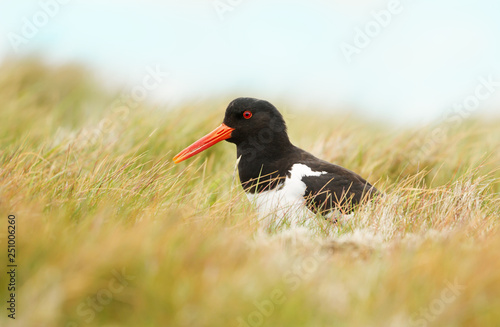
0, 60, 499, 327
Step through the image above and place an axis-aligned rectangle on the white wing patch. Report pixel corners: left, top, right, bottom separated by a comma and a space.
246, 163, 327, 228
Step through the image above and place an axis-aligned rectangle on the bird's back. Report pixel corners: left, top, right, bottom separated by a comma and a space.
241, 145, 379, 221
293, 147, 379, 215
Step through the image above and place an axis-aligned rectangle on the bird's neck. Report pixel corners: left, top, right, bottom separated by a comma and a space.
236, 134, 295, 193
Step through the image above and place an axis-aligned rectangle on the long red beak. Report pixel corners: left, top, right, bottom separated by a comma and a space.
173, 123, 235, 164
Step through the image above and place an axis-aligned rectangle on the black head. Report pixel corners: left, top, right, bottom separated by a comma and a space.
172, 97, 291, 164
223, 97, 289, 145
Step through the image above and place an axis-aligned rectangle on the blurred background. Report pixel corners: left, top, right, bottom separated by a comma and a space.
1, 0, 499, 124
2, 2, 500, 326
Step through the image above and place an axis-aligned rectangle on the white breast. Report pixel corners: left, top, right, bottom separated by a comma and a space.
245, 163, 327, 228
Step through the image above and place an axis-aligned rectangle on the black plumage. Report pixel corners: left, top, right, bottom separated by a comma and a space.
173, 97, 380, 218
222, 97, 379, 215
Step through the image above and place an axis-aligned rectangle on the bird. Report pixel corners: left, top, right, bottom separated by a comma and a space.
173, 97, 380, 228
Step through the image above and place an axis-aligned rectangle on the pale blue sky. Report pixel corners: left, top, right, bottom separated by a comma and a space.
1, 0, 499, 124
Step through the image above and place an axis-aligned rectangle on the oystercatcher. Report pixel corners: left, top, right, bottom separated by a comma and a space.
173, 97, 379, 227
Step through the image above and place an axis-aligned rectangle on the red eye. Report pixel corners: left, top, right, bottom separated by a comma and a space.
243, 111, 252, 119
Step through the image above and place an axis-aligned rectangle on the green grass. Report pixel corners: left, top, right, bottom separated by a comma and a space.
0, 61, 499, 327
